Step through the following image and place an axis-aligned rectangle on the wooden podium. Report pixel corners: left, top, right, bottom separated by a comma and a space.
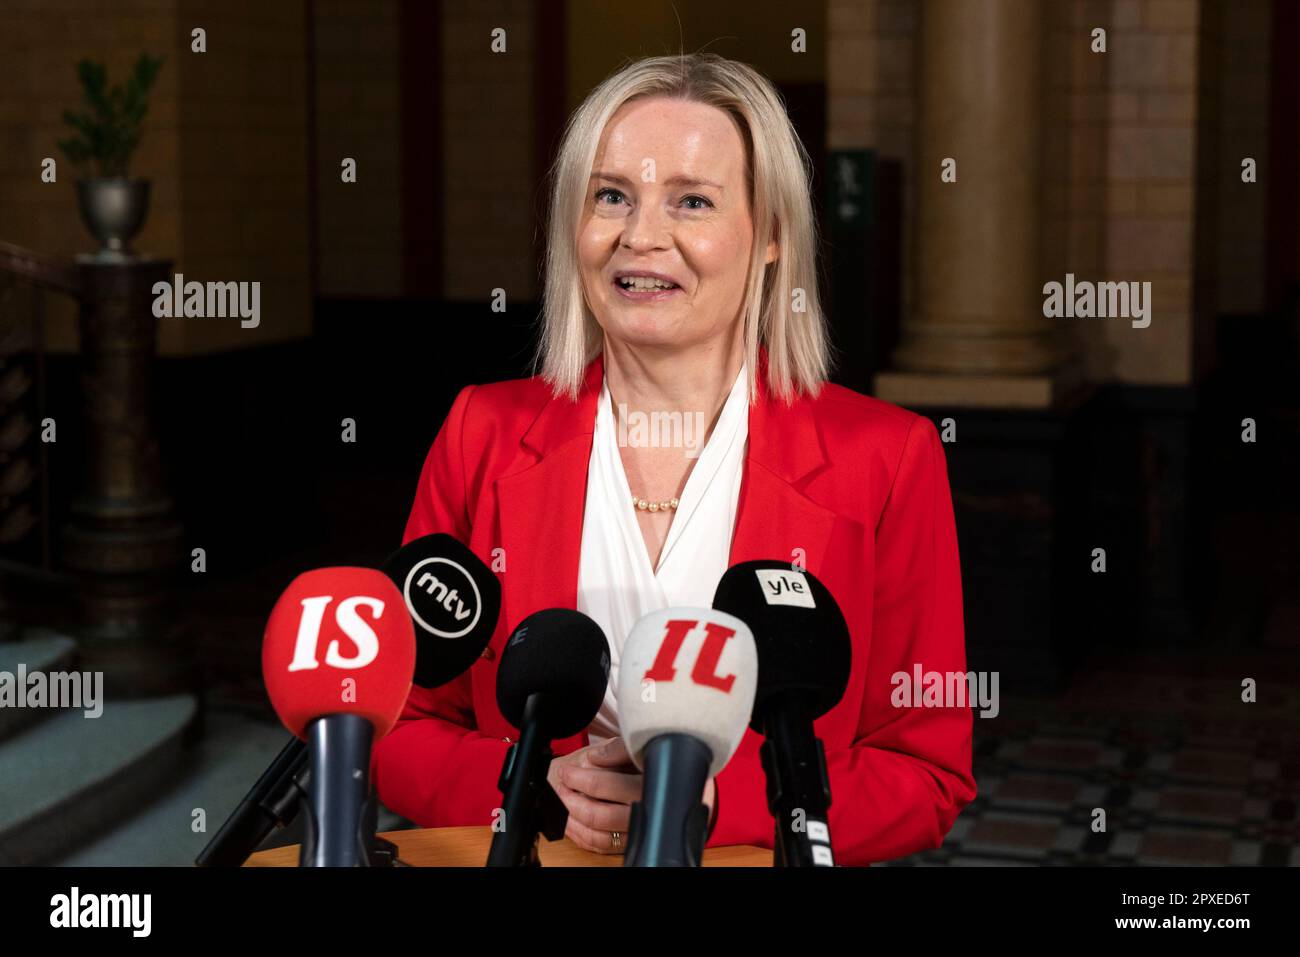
246, 826, 770, 867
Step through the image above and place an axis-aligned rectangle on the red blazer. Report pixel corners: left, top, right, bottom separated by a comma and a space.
372, 350, 976, 865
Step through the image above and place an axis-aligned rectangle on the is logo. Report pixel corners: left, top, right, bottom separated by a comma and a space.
403, 557, 481, 639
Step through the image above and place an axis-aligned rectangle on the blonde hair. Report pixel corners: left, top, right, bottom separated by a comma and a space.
536, 52, 831, 403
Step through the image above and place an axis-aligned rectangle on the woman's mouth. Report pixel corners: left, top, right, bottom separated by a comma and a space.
612, 275, 682, 302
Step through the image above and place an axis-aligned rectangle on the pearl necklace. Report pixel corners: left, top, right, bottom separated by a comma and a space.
631, 494, 679, 513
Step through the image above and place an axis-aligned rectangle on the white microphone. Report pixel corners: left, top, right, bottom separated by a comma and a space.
617, 607, 757, 866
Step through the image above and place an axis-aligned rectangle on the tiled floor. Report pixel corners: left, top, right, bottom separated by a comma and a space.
887, 661, 1300, 866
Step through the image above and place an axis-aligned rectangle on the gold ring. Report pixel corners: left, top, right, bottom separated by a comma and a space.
611, 830, 623, 849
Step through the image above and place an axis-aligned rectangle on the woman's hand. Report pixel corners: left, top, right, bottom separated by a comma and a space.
547, 737, 718, 855
548, 737, 641, 853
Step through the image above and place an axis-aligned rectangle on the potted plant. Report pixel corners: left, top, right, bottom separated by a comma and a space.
58, 54, 164, 259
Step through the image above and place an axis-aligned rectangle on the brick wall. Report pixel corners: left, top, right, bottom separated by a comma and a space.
313, 0, 403, 298
1043, 0, 1109, 385
0, 0, 183, 353
441, 0, 538, 302
1210, 0, 1270, 316
1101, 0, 1199, 385
0, 0, 312, 355
172, 0, 312, 353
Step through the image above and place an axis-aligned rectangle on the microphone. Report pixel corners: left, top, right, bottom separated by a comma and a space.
713, 561, 851, 867
262, 567, 415, 866
617, 607, 757, 867
380, 532, 502, 688
198, 535, 500, 868
487, 608, 610, 867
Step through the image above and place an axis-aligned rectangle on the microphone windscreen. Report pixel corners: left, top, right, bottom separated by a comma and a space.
616, 607, 757, 778
712, 561, 851, 727
262, 567, 415, 740
495, 608, 609, 739
381, 533, 502, 689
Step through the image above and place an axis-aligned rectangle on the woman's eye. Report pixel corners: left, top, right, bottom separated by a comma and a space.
681, 194, 713, 210
595, 187, 625, 206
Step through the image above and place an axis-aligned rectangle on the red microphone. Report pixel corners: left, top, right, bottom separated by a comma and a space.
262, 567, 414, 866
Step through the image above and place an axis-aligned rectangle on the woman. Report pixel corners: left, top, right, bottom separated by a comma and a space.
372, 53, 975, 866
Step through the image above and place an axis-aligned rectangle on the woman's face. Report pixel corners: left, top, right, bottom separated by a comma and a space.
578, 96, 773, 353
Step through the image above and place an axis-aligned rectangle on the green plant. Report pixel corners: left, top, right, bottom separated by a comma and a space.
57, 53, 164, 179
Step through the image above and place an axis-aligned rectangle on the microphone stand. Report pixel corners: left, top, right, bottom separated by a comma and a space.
625, 734, 712, 866
487, 694, 569, 866
198, 730, 407, 868
196, 736, 308, 867
760, 696, 836, 867
299, 714, 375, 867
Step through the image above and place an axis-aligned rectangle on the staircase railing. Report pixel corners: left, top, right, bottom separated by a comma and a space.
0, 242, 75, 635
0, 240, 188, 695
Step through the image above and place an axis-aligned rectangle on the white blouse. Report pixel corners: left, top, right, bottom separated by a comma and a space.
576, 364, 750, 744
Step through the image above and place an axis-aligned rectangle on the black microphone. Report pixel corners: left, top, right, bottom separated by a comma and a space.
713, 561, 851, 867
197, 534, 502, 867
381, 533, 503, 689
487, 609, 610, 867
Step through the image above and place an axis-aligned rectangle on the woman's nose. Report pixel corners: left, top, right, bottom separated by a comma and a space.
621, 203, 671, 252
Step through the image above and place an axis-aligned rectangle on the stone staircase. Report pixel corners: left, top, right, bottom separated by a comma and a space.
0, 629, 204, 865
0, 630, 200, 864
1, 628, 410, 866
55, 703, 296, 866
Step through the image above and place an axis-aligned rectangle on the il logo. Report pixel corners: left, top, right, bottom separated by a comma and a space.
286, 594, 385, 671
643, 619, 737, 693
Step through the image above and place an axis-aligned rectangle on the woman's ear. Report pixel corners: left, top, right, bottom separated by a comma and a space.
764, 221, 780, 265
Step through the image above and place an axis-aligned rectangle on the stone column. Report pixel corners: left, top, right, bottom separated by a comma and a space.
62, 256, 189, 696
876, 0, 1074, 408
